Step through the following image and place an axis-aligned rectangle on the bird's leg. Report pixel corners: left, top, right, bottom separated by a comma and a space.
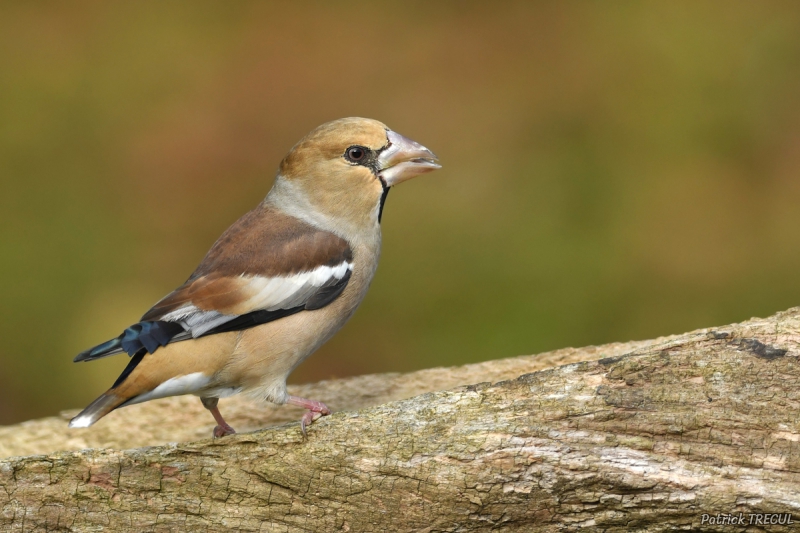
200, 397, 236, 438
286, 395, 332, 437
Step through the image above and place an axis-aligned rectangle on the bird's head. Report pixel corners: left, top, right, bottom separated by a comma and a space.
270, 117, 440, 234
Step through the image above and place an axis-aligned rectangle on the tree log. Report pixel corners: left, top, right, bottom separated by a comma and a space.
2, 308, 800, 532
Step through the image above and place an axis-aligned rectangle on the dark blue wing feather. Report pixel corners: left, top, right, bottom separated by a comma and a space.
74, 321, 186, 362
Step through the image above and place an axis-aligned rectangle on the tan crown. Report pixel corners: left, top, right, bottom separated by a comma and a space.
279, 117, 389, 179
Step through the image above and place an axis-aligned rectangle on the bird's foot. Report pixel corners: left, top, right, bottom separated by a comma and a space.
213, 423, 237, 438
201, 397, 236, 438
286, 395, 332, 437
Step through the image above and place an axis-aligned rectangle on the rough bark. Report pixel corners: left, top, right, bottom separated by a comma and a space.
2, 308, 800, 532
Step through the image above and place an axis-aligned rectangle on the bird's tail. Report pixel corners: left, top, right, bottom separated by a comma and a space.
68, 391, 127, 428
70, 345, 152, 428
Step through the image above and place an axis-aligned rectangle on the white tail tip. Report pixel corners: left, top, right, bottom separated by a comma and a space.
68, 415, 94, 428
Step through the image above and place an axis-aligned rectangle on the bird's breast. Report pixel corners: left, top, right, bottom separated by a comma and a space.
219, 232, 382, 402
337, 233, 382, 313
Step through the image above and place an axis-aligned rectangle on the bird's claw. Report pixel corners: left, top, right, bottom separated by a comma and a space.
299, 410, 325, 438
287, 395, 331, 438
213, 423, 236, 438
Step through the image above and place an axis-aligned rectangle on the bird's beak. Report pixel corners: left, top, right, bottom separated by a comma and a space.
378, 130, 441, 187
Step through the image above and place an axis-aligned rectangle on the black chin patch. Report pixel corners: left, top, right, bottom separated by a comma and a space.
378, 180, 390, 223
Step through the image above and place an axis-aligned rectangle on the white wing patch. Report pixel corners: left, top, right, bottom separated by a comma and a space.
161, 261, 353, 338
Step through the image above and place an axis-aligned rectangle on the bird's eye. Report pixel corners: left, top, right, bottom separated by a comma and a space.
345, 146, 366, 163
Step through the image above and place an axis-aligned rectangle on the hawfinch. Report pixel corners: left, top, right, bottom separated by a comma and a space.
70, 117, 440, 437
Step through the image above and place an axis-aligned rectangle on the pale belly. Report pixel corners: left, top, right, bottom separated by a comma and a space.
119, 292, 368, 408
117, 230, 382, 409
215, 242, 380, 404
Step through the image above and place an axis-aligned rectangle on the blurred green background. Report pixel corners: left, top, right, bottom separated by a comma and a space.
2, 2, 800, 425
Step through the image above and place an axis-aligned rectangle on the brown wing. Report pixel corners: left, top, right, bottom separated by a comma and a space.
141, 205, 353, 336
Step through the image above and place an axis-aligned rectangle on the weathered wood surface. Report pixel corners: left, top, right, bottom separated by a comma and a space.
2, 308, 800, 532
0, 340, 658, 459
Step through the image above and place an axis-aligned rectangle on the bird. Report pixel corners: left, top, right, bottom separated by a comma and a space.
69, 117, 440, 438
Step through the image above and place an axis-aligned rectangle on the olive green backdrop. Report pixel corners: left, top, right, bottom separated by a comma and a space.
2, 2, 800, 424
